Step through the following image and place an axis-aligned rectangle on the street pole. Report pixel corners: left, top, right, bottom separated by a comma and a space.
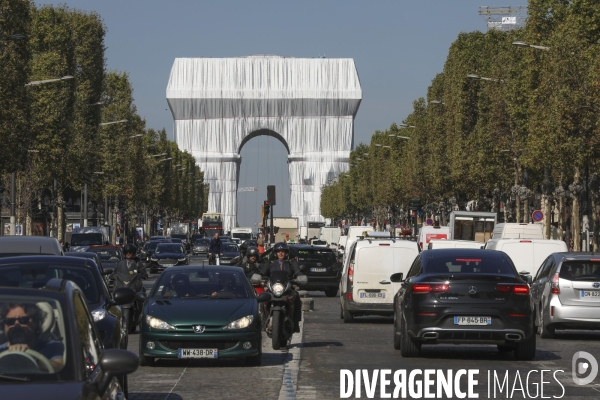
270, 206, 275, 244
9, 172, 15, 235
104, 196, 108, 226
83, 183, 88, 227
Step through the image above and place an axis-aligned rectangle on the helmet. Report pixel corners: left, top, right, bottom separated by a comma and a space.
123, 244, 137, 255
246, 246, 260, 259
273, 242, 289, 254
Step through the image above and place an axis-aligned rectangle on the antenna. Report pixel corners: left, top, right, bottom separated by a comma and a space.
478, 6, 527, 32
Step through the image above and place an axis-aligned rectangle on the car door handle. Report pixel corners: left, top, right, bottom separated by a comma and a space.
380, 280, 391, 285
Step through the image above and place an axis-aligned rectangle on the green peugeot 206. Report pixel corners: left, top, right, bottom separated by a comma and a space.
138, 265, 270, 366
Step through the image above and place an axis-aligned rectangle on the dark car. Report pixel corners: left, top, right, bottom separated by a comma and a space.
138, 265, 269, 366
0, 256, 134, 352
391, 249, 536, 360
87, 246, 124, 277
0, 281, 138, 400
261, 245, 340, 297
193, 238, 211, 255
144, 239, 171, 264
150, 235, 167, 241
149, 243, 188, 273
219, 243, 241, 265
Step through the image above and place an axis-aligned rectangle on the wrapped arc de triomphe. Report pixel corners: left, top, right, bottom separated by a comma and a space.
166, 56, 362, 232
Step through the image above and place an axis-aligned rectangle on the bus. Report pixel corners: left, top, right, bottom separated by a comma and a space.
201, 213, 223, 237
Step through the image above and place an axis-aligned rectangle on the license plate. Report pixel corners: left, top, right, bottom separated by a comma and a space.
311, 267, 326, 272
580, 290, 600, 298
454, 316, 492, 325
359, 292, 385, 299
178, 348, 218, 359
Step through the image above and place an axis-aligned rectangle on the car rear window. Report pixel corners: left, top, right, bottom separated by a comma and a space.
425, 256, 515, 276
559, 261, 600, 281
295, 249, 336, 262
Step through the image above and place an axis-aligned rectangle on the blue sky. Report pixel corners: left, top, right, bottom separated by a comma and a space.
37, 0, 522, 228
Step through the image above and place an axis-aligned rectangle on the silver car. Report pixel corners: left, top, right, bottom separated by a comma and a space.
531, 252, 600, 338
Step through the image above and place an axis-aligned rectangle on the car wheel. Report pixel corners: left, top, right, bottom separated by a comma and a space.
393, 315, 401, 350
538, 307, 555, 339
324, 288, 338, 297
138, 338, 155, 367
514, 332, 536, 361
342, 303, 353, 323
400, 319, 420, 358
246, 335, 262, 367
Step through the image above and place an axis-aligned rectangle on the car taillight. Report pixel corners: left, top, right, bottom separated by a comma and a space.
551, 273, 560, 295
495, 284, 529, 294
413, 284, 432, 293
418, 312, 437, 316
432, 284, 450, 292
348, 263, 354, 283
412, 283, 449, 293
509, 313, 526, 317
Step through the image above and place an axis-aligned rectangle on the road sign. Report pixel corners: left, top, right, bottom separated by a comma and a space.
532, 210, 544, 223
426, 218, 433, 226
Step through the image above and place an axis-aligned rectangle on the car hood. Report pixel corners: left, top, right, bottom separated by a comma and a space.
70, 246, 89, 252
1, 382, 82, 399
100, 261, 118, 269
146, 298, 255, 326
220, 251, 239, 258
153, 253, 186, 259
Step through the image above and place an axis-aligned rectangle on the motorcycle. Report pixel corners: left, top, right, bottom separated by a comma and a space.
254, 268, 307, 350
208, 253, 221, 265
111, 264, 147, 334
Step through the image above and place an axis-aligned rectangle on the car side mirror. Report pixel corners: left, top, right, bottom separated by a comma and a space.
97, 349, 139, 393
299, 264, 307, 272
136, 291, 148, 302
257, 292, 271, 303
520, 275, 533, 285
390, 272, 404, 283
112, 288, 135, 305
295, 275, 308, 286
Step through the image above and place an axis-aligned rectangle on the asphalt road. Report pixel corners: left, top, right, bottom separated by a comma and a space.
126, 255, 600, 399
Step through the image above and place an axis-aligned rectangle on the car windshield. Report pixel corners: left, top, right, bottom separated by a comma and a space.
232, 233, 252, 241
425, 256, 516, 276
151, 269, 249, 299
70, 234, 103, 246
559, 261, 600, 281
194, 239, 210, 245
146, 241, 166, 251
0, 265, 101, 304
295, 249, 336, 262
0, 294, 72, 380
155, 244, 184, 254
223, 244, 239, 252
91, 249, 122, 262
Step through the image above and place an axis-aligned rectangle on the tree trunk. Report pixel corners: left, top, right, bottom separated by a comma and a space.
573, 169, 581, 251
515, 195, 521, 223
543, 195, 551, 239
558, 198, 564, 242
26, 214, 32, 236
523, 196, 530, 224
592, 195, 599, 252
57, 191, 64, 242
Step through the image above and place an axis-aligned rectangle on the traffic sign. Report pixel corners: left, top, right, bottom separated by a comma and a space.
426, 218, 433, 226
532, 210, 544, 223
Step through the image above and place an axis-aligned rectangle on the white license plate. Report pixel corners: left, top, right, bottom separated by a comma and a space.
454, 316, 492, 325
359, 292, 385, 299
178, 348, 218, 359
580, 290, 600, 298
311, 267, 326, 272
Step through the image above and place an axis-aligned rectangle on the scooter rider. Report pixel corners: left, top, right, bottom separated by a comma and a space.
263, 242, 303, 333
240, 246, 265, 278
113, 244, 147, 293
208, 232, 223, 264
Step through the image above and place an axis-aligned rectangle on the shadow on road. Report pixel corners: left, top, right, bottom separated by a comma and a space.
417, 345, 562, 361
299, 341, 344, 348
129, 393, 183, 400
346, 316, 393, 325
550, 330, 600, 341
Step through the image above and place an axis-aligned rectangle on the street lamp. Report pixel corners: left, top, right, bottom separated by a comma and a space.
25, 75, 74, 86
99, 119, 128, 127
512, 41, 550, 51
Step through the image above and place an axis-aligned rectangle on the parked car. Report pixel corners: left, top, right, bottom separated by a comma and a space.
391, 249, 536, 360
137, 265, 269, 366
485, 239, 568, 277
340, 232, 420, 322
0, 280, 138, 399
192, 238, 211, 255
531, 252, 600, 338
149, 243, 188, 273
0, 236, 63, 257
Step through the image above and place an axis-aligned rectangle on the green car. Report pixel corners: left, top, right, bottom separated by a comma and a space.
138, 265, 270, 366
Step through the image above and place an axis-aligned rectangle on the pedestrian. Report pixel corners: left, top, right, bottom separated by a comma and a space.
257, 234, 265, 254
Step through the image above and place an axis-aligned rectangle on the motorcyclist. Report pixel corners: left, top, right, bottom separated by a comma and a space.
113, 244, 147, 293
263, 242, 303, 333
208, 232, 223, 265
240, 246, 266, 279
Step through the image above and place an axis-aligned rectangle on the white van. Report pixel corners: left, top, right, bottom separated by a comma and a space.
337, 236, 348, 259
320, 227, 341, 247
343, 226, 374, 264
485, 238, 568, 277
428, 240, 483, 250
491, 223, 544, 239
339, 232, 419, 322
231, 227, 253, 244
417, 226, 450, 250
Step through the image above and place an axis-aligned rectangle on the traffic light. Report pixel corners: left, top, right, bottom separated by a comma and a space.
264, 201, 270, 217
273, 226, 279, 234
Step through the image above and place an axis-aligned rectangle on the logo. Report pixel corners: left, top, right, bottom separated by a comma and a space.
193, 325, 205, 333
572, 351, 598, 385
593, 282, 600, 289
317, 263, 322, 267
469, 286, 477, 294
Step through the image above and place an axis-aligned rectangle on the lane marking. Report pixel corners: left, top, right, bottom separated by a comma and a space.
165, 363, 189, 400
278, 314, 305, 400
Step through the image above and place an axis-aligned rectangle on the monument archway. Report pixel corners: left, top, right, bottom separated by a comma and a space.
166, 56, 362, 231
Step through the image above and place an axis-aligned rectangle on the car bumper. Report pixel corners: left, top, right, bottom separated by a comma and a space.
344, 297, 393, 314
139, 329, 261, 359
300, 276, 340, 290
150, 261, 188, 271
547, 296, 600, 328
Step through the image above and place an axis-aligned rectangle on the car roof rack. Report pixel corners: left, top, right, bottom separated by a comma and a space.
358, 231, 392, 240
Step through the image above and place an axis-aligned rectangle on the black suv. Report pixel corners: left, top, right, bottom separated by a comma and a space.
263, 245, 341, 297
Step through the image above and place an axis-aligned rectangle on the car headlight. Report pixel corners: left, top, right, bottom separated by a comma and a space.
272, 283, 285, 297
178, 257, 187, 262
146, 315, 175, 330
223, 315, 254, 330
151, 257, 158, 262
91, 309, 107, 322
